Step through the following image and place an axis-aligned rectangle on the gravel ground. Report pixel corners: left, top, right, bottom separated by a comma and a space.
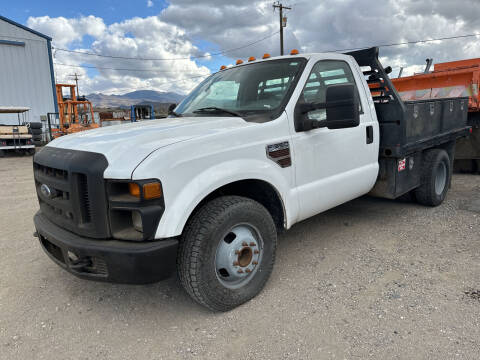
1, 155, 479, 360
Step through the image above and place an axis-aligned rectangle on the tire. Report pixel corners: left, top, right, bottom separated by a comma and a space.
27, 148, 35, 155
30, 128, 42, 135
178, 196, 277, 311
33, 140, 42, 147
32, 135, 42, 141
415, 149, 451, 206
28, 122, 42, 129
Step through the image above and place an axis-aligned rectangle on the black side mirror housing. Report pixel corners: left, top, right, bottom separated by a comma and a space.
295, 83, 360, 131
168, 103, 177, 115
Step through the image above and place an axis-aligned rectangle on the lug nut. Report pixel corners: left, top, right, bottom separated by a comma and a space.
235, 250, 240, 255
254, 250, 259, 254
237, 269, 244, 274
250, 242, 256, 246
252, 261, 258, 265
233, 261, 239, 266
246, 268, 251, 273
242, 242, 248, 246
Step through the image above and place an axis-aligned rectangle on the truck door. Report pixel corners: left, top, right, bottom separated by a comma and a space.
290, 59, 379, 221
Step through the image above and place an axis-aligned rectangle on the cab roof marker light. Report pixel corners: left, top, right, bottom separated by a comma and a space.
236, 59, 244, 65
220, 65, 227, 70
290, 49, 299, 55
248, 56, 256, 62
262, 53, 271, 59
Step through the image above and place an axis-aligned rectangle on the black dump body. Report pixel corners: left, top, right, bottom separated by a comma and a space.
346, 47, 471, 198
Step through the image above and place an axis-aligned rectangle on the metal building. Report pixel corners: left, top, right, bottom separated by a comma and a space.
0, 15, 57, 125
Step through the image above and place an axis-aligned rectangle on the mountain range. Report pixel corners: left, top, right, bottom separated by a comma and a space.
86, 90, 185, 109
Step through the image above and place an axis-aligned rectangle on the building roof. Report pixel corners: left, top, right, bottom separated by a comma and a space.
0, 15, 52, 41
0, 106, 30, 114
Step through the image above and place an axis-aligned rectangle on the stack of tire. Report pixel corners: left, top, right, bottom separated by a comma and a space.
28, 122, 43, 147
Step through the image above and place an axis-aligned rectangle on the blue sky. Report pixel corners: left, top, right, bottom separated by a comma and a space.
3, 0, 169, 26
1, 0, 232, 75
2, 0, 478, 95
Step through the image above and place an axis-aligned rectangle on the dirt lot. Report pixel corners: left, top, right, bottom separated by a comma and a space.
1, 155, 479, 360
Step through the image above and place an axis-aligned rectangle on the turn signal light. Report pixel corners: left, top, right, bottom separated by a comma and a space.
220, 65, 227, 70
236, 59, 243, 65
129, 183, 140, 197
290, 49, 299, 55
143, 182, 162, 199
128, 182, 163, 199
248, 56, 256, 62
262, 53, 271, 59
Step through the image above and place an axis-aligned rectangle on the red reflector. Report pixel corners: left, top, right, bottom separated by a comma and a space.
470, 128, 473, 133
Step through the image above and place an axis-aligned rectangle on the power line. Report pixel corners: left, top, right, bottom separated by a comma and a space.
54, 62, 201, 73
52, 30, 280, 61
53, 33, 480, 77
328, 33, 480, 53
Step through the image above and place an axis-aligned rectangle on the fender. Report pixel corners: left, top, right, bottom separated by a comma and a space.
149, 158, 298, 238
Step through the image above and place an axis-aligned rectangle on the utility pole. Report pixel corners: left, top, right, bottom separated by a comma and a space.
273, 2, 291, 56
68, 73, 82, 96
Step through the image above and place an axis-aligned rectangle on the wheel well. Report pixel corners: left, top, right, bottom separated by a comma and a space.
188, 179, 286, 231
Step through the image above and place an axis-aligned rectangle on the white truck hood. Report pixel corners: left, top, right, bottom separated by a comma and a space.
48, 117, 251, 178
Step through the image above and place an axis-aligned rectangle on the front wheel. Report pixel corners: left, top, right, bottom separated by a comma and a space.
178, 196, 277, 311
415, 149, 451, 206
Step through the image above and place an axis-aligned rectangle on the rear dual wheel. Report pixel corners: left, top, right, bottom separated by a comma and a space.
178, 196, 277, 311
415, 149, 451, 206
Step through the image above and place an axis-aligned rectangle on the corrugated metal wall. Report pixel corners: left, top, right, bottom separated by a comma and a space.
0, 19, 55, 125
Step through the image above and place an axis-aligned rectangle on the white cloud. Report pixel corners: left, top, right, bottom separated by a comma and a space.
28, 15, 210, 95
147, 0, 153, 8
26, 0, 480, 95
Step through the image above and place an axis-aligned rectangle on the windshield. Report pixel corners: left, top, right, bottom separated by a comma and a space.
174, 58, 307, 122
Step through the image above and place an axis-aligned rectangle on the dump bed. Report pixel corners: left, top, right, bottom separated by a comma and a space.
392, 57, 480, 115
346, 47, 470, 158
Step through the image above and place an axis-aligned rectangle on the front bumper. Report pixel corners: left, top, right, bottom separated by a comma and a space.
34, 211, 178, 284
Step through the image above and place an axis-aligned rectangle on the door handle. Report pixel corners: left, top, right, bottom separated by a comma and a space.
366, 125, 373, 144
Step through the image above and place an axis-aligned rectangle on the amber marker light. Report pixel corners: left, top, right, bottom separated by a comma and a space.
236, 59, 244, 65
290, 49, 299, 55
248, 56, 256, 62
262, 53, 271, 59
220, 65, 227, 70
143, 182, 163, 200
128, 183, 141, 198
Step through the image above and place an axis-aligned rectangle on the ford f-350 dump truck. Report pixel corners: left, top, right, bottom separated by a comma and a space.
33, 47, 470, 311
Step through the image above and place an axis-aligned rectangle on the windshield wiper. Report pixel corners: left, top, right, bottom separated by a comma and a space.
192, 107, 242, 117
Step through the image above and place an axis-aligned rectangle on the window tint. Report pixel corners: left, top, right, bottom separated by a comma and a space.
300, 60, 361, 121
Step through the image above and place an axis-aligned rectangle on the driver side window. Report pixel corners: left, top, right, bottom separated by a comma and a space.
300, 60, 361, 121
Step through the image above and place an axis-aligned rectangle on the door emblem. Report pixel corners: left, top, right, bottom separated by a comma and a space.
266, 142, 292, 168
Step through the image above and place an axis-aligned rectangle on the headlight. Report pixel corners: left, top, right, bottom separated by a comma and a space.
107, 179, 165, 241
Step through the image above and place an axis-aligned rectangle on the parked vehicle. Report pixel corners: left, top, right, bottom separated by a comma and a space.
0, 107, 35, 156
392, 57, 480, 173
33, 47, 470, 311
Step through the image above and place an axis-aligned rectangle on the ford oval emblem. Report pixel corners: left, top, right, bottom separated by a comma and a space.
40, 184, 52, 198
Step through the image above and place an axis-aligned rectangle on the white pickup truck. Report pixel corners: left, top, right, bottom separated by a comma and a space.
33, 47, 470, 311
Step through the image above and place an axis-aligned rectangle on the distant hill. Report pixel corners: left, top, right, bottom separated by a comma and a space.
86, 90, 184, 108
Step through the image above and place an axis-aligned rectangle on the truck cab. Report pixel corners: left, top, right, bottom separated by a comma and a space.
33, 48, 469, 311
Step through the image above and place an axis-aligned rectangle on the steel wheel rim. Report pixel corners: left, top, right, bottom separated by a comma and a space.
214, 224, 264, 289
435, 161, 447, 196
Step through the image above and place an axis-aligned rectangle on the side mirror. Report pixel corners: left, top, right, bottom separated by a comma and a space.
168, 103, 177, 115
324, 83, 360, 129
295, 83, 360, 131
